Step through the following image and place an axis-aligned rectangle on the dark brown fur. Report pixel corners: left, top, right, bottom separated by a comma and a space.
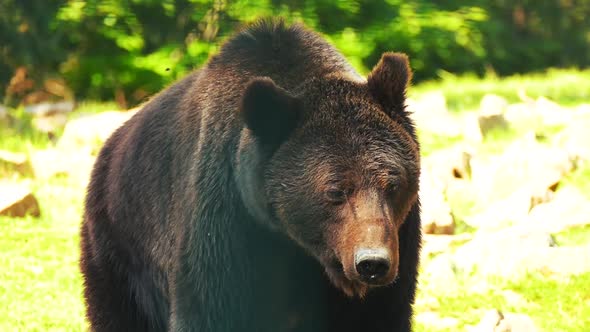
80, 19, 421, 332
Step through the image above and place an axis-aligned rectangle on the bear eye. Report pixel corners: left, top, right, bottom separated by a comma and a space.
325, 188, 351, 205
385, 177, 400, 196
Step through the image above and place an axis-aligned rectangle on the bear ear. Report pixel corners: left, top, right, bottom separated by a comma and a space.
240, 77, 302, 145
367, 52, 412, 111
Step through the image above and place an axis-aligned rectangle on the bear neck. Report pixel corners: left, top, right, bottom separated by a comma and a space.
234, 130, 281, 231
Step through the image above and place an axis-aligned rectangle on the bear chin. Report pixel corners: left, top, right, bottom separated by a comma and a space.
322, 258, 369, 298
325, 267, 368, 298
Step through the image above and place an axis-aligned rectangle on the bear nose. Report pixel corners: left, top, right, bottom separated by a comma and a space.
354, 248, 390, 283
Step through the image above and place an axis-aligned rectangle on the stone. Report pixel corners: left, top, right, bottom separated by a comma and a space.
469, 309, 503, 332
478, 94, 509, 136
554, 107, 590, 162
535, 96, 571, 127
480, 94, 509, 115
495, 312, 539, 332
24, 101, 75, 117
470, 134, 572, 203
407, 92, 462, 137
504, 102, 542, 132
30, 148, 95, 184
415, 311, 460, 330
0, 150, 33, 177
0, 182, 40, 218
25, 101, 75, 134
419, 170, 455, 235
421, 233, 472, 257
452, 226, 557, 276
520, 245, 590, 276
470, 309, 538, 332
454, 225, 590, 276
462, 112, 483, 144
465, 188, 535, 230
58, 110, 137, 151
422, 145, 473, 186
525, 186, 590, 233
32, 113, 69, 134
422, 254, 459, 294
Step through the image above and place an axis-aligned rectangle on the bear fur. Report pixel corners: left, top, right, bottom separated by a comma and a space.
80, 19, 421, 332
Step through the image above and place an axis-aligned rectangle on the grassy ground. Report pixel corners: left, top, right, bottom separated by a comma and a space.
1, 68, 589, 331
414, 272, 590, 332
410, 68, 590, 112
0, 176, 87, 331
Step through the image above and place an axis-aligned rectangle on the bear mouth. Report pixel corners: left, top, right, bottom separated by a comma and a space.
324, 258, 370, 298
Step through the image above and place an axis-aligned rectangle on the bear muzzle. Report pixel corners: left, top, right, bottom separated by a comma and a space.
354, 247, 395, 285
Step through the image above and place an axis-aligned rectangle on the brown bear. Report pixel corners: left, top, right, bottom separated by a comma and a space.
80, 19, 421, 332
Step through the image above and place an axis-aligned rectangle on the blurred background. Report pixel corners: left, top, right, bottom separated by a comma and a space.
2, 0, 590, 107
1, 1, 589, 331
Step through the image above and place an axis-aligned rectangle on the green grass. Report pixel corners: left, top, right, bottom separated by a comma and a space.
410, 68, 590, 112
559, 161, 590, 200
0, 176, 87, 331
417, 131, 464, 157
0, 101, 119, 153
554, 225, 590, 247
415, 272, 590, 332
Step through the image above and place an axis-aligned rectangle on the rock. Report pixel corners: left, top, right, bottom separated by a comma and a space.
554, 107, 590, 162
422, 254, 459, 294
421, 233, 472, 257
480, 94, 509, 115
462, 112, 483, 144
0, 182, 40, 218
0, 150, 33, 177
470, 309, 538, 332
415, 311, 460, 330
452, 226, 557, 276
520, 245, 590, 275
25, 101, 75, 134
495, 312, 539, 332
456, 231, 590, 276
478, 94, 509, 136
24, 101, 75, 117
422, 145, 473, 186
32, 113, 69, 134
30, 148, 95, 184
407, 92, 462, 137
504, 102, 542, 132
470, 134, 572, 203
535, 96, 571, 127
470, 309, 503, 332
465, 188, 535, 230
419, 171, 455, 234
525, 186, 590, 233
500, 290, 528, 308
58, 110, 137, 151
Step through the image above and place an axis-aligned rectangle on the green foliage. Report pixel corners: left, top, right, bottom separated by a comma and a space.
1, 1, 590, 106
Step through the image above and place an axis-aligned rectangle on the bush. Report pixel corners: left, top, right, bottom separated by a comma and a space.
1, 0, 589, 107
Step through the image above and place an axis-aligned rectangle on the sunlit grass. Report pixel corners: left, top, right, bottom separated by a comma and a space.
0, 176, 87, 331
415, 272, 590, 332
411, 68, 590, 112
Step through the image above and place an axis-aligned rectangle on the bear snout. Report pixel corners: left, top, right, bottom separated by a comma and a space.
354, 248, 395, 284
333, 219, 401, 289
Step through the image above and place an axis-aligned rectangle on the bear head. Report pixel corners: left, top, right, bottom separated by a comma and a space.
236, 53, 420, 298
